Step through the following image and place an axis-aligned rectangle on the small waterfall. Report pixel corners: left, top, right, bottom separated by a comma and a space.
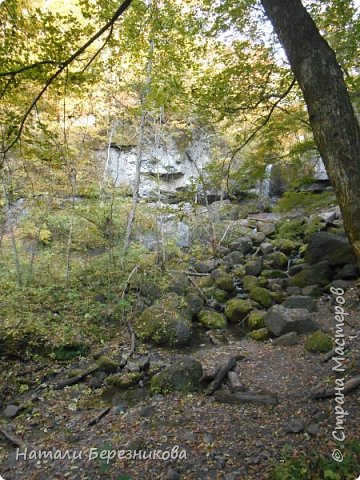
261, 164, 273, 197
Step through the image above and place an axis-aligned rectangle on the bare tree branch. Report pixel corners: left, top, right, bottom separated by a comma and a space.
0, 0, 134, 159
0, 60, 61, 78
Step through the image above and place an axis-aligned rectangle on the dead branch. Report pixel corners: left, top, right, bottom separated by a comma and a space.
214, 391, 278, 405
88, 407, 111, 427
54, 365, 99, 390
1, 0, 134, 157
205, 356, 237, 395
311, 375, 360, 399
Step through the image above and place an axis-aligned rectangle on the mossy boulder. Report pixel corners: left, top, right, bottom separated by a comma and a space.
270, 251, 288, 269
233, 265, 246, 278
243, 275, 259, 292
251, 231, 266, 244
168, 273, 189, 295
271, 291, 286, 304
277, 219, 304, 241
249, 328, 271, 341
198, 310, 227, 329
248, 310, 266, 330
290, 261, 331, 287
271, 238, 300, 254
225, 298, 252, 323
197, 276, 214, 288
305, 232, 357, 267
150, 357, 203, 394
305, 331, 333, 353
261, 269, 288, 279
211, 267, 229, 280
96, 356, 119, 373
106, 372, 142, 388
133, 293, 192, 347
185, 293, 204, 317
203, 287, 229, 303
214, 275, 234, 292
245, 258, 263, 276
249, 287, 272, 308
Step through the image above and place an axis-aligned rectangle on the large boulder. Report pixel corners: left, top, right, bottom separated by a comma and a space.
134, 294, 192, 347
265, 305, 320, 336
245, 258, 263, 276
193, 261, 215, 274
243, 275, 259, 292
185, 293, 204, 317
257, 222, 276, 236
150, 357, 203, 394
224, 251, 244, 265
249, 287, 273, 308
214, 275, 235, 292
229, 236, 253, 254
282, 295, 317, 312
305, 232, 357, 267
198, 310, 227, 329
289, 261, 332, 287
225, 298, 252, 323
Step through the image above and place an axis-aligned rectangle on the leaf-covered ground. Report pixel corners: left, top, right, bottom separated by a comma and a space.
1, 285, 360, 480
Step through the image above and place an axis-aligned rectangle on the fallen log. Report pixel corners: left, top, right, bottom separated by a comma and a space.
88, 407, 111, 426
227, 371, 246, 392
54, 365, 99, 390
205, 356, 237, 395
214, 391, 278, 405
311, 375, 360, 399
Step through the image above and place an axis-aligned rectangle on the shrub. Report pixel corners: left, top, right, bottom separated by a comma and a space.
305, 331, 333, 353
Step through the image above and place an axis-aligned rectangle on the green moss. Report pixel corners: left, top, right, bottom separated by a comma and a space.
261, 269, 288, 279
225, 298, 252, 323
276, 219, 304, 241
150, 358, 203, 394
214, 275, 234, 292
249, 328, 271, 341
248, 310, 266, 330
304, 217, 326, 237
106, 372, 142, 388
305, 331, 333, 353
133, 293, 191, 347
198, 310, 227, 329
271, 291, 286, 304
249, 287, 272, 308
290, 265, 330, 287
203, 287, 229, 303
271, 238, 300, 254
275, 191, 336, 214
96, 355, 119, 373
270, 252, 288, 269
233, 265, 246, 278
197, 277, 214, 288
243, 275, 259, 292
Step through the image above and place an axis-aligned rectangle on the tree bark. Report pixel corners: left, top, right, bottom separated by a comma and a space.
260, 0, 360, 258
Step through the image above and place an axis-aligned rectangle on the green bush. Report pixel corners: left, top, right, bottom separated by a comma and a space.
305, 331, 333, 353
275, 191, 336, 214
276, 219, 304, 241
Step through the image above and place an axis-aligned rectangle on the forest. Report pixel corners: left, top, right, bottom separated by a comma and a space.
0, 0, 360, 478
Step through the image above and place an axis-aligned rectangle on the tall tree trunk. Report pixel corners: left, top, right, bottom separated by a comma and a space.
260, 0, 360, 258
123, 39, 154, 255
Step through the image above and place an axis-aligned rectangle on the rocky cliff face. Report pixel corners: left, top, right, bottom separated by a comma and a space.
103, 133, 211, 199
